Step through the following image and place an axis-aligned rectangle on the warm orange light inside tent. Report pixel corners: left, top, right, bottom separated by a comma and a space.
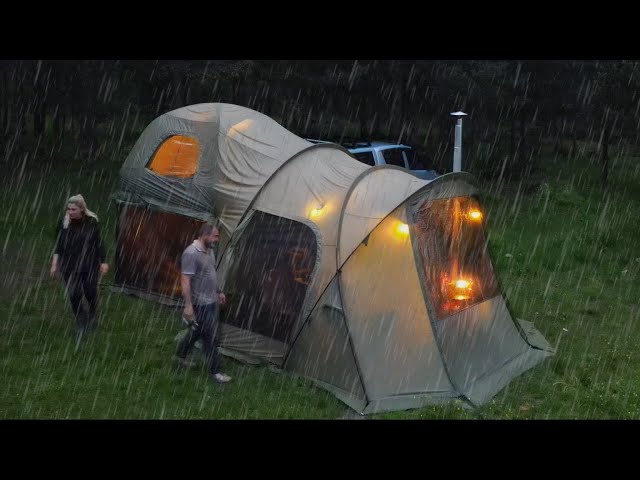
148, 135, 200, 178
450, 278, 474, 301
309, 205, 325, 219
468, 209, 483, 221
396, 223, 410, 237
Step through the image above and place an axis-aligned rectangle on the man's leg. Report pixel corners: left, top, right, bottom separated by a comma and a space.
200, 303, 230, 382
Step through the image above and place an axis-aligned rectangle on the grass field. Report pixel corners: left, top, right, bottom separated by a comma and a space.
1, 139, 639, 419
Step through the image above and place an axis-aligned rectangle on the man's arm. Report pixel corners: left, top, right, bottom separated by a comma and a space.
181, 274, 194, 320
180, 248, 197, 319
181, 274, 192, 307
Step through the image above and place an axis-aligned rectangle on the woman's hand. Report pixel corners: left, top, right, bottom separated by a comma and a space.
50, 254, 59, 279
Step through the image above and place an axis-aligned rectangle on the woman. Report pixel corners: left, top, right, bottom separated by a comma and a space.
50, 194, 109, 343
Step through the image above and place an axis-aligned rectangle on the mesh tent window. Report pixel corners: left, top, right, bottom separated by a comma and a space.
413, 196, 500, 319
115, 206, 204, 298
221, 212, 317, 344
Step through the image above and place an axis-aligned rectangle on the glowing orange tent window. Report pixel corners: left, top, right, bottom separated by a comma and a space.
148, 135, 200, 178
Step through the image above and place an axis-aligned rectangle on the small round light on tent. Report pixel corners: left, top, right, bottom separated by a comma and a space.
396, 223, 410, 237
468, 210, 483, 221
309, 205, 325, 218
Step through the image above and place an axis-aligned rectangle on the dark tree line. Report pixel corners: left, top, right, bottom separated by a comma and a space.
1, 59, 638, 187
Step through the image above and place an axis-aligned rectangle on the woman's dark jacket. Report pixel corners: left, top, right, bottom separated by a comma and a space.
54, 216, 106, 274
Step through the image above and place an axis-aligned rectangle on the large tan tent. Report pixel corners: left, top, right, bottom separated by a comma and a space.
112, 103, 554, 414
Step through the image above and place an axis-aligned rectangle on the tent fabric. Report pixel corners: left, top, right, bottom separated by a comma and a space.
337, 204, 456, 401
113, 103, 554, 414
337, 165, 429, 265
284, 277, 367, 411
112, 103, 311, 247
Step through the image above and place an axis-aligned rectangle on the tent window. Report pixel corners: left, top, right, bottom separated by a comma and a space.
413, 196, 500, 319
221, 212, 317, 343
115, 206, 204, 298
147, 135, 200, 178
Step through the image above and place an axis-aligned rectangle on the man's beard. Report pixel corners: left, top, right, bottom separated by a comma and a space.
206, 240, 219, 254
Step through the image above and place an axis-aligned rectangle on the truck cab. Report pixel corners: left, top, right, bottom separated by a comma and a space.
306, 139, 440, 180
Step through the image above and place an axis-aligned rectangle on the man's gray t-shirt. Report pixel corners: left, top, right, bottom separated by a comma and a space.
181, 240, 218, 305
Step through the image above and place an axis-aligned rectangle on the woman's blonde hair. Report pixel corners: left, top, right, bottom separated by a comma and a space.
63, 194, 99, 228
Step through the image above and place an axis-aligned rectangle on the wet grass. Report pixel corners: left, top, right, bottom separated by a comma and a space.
1, 141, 639, 419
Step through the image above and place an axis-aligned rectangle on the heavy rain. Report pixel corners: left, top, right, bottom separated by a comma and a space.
1, 59, 639, 425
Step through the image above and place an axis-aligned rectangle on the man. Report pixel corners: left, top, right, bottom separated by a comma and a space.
175, 223, 231, 383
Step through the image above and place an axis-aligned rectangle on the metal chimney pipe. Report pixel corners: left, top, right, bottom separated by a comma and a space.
450, 111, 468, 172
